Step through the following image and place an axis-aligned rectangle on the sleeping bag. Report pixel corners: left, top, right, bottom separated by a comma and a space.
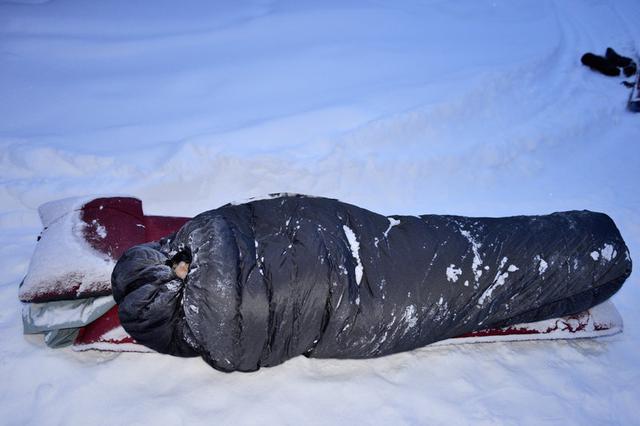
111, 194, 632, 372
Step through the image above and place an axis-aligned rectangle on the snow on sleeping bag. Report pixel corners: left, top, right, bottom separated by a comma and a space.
111, 194, 632, 372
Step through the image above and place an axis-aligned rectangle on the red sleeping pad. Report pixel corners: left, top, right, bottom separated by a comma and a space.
74, 297, 623, 352
75, 198, 189, 351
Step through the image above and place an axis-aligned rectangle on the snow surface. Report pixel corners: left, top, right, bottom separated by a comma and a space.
1, 0, 639, 424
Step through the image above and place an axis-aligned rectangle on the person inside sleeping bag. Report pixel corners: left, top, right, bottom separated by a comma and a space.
111, 194, 632, 372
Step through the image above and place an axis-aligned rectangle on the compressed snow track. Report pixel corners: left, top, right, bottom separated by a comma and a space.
1, 0, 639, 425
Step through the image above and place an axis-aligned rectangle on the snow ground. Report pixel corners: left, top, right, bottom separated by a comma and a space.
1, 0, 639, 424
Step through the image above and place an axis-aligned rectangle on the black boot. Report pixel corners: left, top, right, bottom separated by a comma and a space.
605, 47, 633, 67
623, 62, 637, 77
581, 53, 620, 76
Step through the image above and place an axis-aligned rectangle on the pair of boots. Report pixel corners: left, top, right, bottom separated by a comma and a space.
581, 48, 637, 77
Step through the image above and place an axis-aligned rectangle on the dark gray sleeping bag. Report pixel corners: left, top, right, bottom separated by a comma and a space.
111, 194, 632, 372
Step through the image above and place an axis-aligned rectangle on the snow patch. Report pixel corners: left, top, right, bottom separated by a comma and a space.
101, 326, 130, 341
254, 240, 264, 276
343, 225, 363, 285
338, 264, 348, 276
592, 243, 617, 262
72, 342, 154, 353
165, 281, 181, 292
534, 255, 548, 275
383, 217, 401, 238
403, 304, 418, 328
478, 258, 518, 305
459, 229, 483, 284
229, 193, 316, 206
446, 264, 462, 283
19, 197, 115, 301
91, 220, 107, 239
600, 244, 616, 261
335, 291, 344, 309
